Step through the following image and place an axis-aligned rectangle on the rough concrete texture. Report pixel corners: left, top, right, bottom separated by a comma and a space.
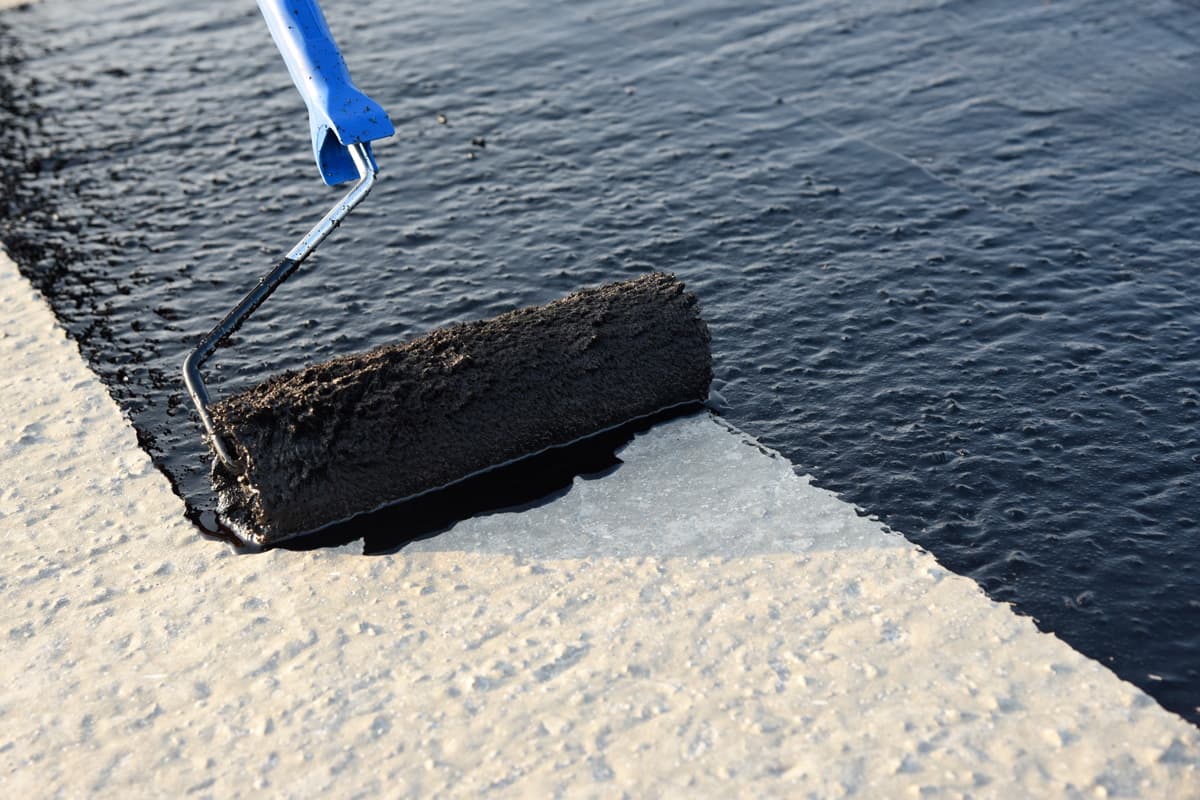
2, 250, 1199, 797
211, 272, 711, 544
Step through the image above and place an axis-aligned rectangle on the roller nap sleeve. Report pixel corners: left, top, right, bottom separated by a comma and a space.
209, 273, 713, 544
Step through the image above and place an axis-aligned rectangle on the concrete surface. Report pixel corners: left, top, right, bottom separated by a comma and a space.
2, 249, 1199, 797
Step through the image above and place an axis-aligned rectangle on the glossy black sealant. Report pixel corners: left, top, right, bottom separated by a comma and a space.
1, 0, 1198, 722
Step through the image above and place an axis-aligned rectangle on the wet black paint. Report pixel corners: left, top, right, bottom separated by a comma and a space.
1, 1, 1198, 722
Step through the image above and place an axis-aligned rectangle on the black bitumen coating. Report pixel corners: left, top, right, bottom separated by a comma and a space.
8, 1, 1200, 722
210, 272, 711, 544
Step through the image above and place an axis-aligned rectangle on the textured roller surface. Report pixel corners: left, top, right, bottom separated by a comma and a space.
210, 272, 711, 544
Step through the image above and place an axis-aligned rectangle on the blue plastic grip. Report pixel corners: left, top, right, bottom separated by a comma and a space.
257, 0, 395, 185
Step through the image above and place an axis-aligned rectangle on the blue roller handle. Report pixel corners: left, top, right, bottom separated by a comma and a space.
257, 0, 395, 185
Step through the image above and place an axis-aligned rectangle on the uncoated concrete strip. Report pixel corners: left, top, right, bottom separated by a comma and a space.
1, 248, 1198, 798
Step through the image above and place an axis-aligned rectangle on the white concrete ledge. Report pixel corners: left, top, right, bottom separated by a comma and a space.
1, 250, 1197, 796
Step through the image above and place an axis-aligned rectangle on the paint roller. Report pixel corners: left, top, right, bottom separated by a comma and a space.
183, 0, 711, 545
